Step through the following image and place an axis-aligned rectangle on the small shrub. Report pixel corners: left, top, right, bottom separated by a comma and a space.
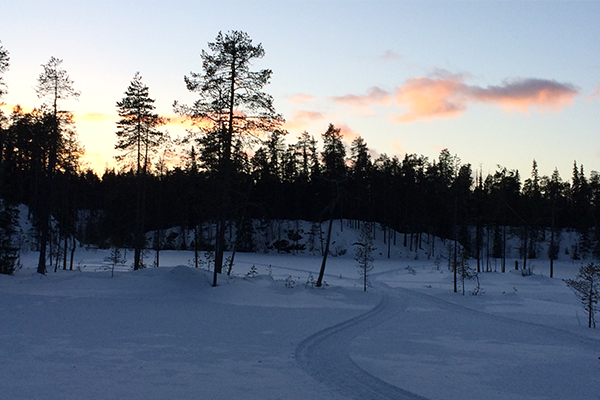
246, 264, 258, 278
521, 265, 534, 276
565, 262, 600, 328
306, 273, 317, 288
285, 275, 296, 288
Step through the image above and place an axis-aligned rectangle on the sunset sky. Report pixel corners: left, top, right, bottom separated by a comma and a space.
1, 0, 599, 179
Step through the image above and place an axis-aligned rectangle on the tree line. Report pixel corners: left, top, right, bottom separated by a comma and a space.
0, 34, 599, 280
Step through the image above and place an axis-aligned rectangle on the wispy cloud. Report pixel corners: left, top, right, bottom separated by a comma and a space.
288, 93, 316, 105
390, 140, 404, 155
392, 73, 578, 123
588, 86, 600, 102
337, 123, 360, 142
469, 78, 578, 112
285, 71, 579, 128
331, 86, 392, 115
283, 110, 326, 130
379, 50, 402, 62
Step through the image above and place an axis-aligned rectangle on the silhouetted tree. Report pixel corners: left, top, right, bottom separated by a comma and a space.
34, 57, 80, 274
0, 40, 9, 98
174, 30, 283, 285
565, 262, 600, 328
542, 168, 566, 277
115, 72, 166, 270
115, 72, 166, 174
0, 199, 19, 275
321, 124, 346, 180
354, 222, 375, 292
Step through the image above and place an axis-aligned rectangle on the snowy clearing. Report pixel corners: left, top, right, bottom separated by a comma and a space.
1, 249, 599, 400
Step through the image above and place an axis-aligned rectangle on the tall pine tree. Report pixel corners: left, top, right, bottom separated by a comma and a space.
174, 31, 283, 286
34, 57, 80, 274
115, 72, 166, 270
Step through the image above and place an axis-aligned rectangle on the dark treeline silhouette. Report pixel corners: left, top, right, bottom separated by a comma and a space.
3, 109, 600, 267
1, 35, 600, 278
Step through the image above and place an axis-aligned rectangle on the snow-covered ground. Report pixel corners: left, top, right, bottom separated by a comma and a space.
1, 246, 599, 400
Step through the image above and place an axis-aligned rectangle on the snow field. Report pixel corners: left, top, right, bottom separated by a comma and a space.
1, 248, 599, 399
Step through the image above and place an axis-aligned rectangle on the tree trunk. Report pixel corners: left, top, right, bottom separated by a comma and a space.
387, 228, 391, 258
69, 236, 75, 271
587, 277, 598, 328
62, 234, 68, 270
317, 217, 334, 288
502, 225, 506, 273
194, 225, 199, 269
155, 230, 161, 268
550, 206, 556, 278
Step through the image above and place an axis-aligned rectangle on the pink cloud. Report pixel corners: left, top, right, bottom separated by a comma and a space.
392, 74, 579, 123
469, 78, 578, 112
288, 93, 316, 105
393, 74, 468, 123
283, 110, 325, 130
588, 87, 600, 102
337, 123, 360, 142
331, 87, 392, 114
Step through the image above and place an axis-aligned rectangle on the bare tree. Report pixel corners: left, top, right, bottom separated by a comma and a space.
354, 222, 375, 292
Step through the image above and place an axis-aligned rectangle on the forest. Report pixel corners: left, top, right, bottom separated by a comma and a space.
1, 33, 599, 278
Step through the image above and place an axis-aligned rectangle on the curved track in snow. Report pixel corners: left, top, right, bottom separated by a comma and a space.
295, 290, 429, 400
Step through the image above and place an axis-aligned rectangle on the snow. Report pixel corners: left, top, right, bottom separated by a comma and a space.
1, 243, 599, 399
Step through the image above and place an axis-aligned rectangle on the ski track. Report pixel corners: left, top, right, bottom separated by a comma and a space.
295, 290, 429, 400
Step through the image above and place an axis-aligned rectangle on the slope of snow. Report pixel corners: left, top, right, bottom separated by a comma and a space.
1, 245, 599, 399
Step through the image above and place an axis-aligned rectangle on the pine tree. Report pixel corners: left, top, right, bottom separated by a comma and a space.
115, 72, 166, 270
34, 57, 80, 274
174, 31, 283, 286
543, 168, 565, 278
115, 72, 166, 174
321, 124, 346, 180
350, 136, 371, 178
294, 131, 318, 180
0, 40, 9, 98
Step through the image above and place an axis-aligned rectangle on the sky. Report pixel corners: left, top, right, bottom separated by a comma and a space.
1, 0, 599, 179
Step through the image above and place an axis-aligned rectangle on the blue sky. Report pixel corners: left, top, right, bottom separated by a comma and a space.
1, 0, 599, 178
